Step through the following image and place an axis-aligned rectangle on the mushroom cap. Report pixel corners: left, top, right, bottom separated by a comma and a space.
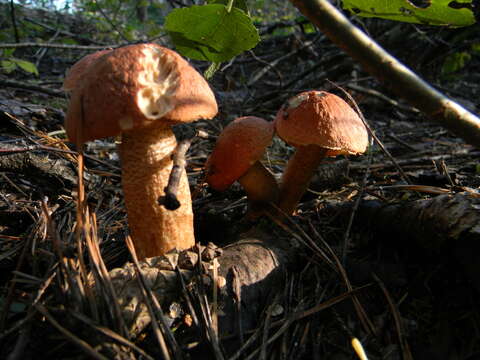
65, 44, 218, 143
62, 49, 113, 92
205, 116, 274, 191
274, 91, 368, 156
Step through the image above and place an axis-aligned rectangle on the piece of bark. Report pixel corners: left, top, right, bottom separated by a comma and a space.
330, 194, 480, 249
324, 193, 480, 292
0, 148, 77, 193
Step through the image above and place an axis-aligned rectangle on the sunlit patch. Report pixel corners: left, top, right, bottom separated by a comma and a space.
286, 92, 309, 110
136, 47, 180, 119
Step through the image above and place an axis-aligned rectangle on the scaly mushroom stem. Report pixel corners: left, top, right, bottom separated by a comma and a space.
278, 145, 329, 215
120, 125, 194, 259
237, 161, 279, 219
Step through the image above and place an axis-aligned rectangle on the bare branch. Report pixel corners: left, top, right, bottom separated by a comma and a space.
289, 0, 480, 148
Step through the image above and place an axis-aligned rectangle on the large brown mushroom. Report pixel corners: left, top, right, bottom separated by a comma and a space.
62, 49, 113, 92
274, 90, 368, 215
64, 43, 217, 259
205, 116, 278, 218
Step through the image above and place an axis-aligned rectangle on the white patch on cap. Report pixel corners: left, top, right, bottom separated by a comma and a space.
287, 93, 309, 110
136, 47, 180, 119
119, 116, 134, 130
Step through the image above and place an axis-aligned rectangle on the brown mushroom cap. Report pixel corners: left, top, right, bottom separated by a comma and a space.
65, 43, 218, 143
205, 116, 275, 191
275, 91, 368, 156
62, 49, 113, 92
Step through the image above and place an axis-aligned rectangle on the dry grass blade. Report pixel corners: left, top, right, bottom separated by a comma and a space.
34, 304, 109, 360
372, 273, 413, 360
244, 287, 367, 360
227, 324, 264, 360
244, 317, 294, 360
211, 257, 219, 339
273, 212, 375, 336
266, 207, 336, 270
351, 337, 369, 360
291, 285, 370, 321
259, 302, 276, 360
330, 81, 411, 185
175, 266, 200, 329
194, 245, 225, 360
74, 149, 98, 318
0, 216, 35, 332
83, 211, 129, 337
124, 236, 178, 360
71, 311, 154, 360
312, 228, 376, 336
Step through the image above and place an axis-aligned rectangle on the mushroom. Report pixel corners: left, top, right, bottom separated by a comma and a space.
64, 43, 218, 259
274, 90, 368, 215
62, 49, 113, 92
205, 116, 278, 218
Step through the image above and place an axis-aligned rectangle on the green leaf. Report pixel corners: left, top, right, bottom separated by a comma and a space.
206, 0, 249, 14
1, 60, 17, 73
342, 0, 475, 27
2, 48, 16, 57
12, 59, 39, 76
165, 4, 260, 62
441, 51, 471, 75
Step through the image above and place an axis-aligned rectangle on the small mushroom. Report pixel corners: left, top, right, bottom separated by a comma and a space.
205, 116, 278, 218
64, 44, 218, 259
274, 91, 368, 215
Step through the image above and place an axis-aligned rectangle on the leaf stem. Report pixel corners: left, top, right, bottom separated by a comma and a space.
226, 0, 234, 13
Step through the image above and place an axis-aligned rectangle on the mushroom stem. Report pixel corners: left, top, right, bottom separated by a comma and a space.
237, 161, 279, 219
120, 125, 195, 259
278, 145, 329, 215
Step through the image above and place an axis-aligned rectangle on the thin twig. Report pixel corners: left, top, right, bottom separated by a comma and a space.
34, 304, 109, 360
158, 136, 194, 210
9, 0, 19, 42
329, 81, 411, 185
70, 311, 154, 360
0, 78, 65, 97
0, 42, 117, 50
372, 273, 413, 360
124, 236, 180, 360
23, 17, 108, 46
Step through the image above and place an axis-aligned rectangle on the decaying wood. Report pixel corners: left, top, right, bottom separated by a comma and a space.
0, 146, 76, 192
325, 193, 480, 291
109, 229, 296, 342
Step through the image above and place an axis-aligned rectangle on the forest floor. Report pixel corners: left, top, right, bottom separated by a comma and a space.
1, 3, 480, 360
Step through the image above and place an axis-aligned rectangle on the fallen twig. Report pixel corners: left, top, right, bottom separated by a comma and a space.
0, 78, 64, 98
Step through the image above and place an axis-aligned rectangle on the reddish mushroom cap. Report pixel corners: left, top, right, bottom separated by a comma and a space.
65, 44, 218, 143
62, 49, 113, 92
205, 116, 274, 191
275, 91, 368, 156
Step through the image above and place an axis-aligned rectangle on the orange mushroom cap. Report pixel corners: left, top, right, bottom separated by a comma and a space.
205, 116, 275, 191
275, 91, 368, 156
62, 49, 113, 92
65, 43, 218, 143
